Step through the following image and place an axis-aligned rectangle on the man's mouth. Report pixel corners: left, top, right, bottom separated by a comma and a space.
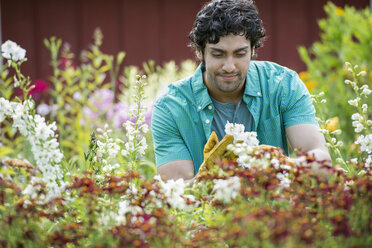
219, 74, 239, 81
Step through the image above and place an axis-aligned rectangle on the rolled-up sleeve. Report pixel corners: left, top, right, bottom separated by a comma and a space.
281, 72, 318, 128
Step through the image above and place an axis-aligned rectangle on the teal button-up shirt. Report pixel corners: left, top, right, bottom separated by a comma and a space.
151, 61, 317, 174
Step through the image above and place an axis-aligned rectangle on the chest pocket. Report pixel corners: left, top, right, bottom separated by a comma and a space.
257, 114, 285, 149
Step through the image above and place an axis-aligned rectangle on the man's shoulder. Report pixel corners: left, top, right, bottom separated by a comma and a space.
251, 60, 297, 76
154, 75, 194, 108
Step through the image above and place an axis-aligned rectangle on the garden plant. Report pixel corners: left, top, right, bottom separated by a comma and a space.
0, 4, 372, 248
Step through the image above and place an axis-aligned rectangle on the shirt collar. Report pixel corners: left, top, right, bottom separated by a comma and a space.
192, 64, 213, 112
244, 61, 262, 98
192, 62, 262, 112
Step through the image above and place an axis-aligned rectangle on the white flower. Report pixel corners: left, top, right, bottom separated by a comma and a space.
37, 103, 51, 116
225, 121, 259, 146
213, 176, 241, 203
1, 40, 26, 62
276, 172, 290, 189
72, 91, 82, 101
351, 113, 363, 121
355, 123, 364, 133
357, 71, 367, 77
0, 97, 64, 201
348, 98, 360, 107
365, 155, 371, 170
155, 176, 197, 210
360, 85, 371, 96
362, 104, 368, 113
355, 134, 372, 154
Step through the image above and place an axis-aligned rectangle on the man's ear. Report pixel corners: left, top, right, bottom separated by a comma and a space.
251, 48, 256, 59
195, 49, 203, 61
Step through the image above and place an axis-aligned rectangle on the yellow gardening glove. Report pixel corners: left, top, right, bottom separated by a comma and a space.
198, 131, 234, 175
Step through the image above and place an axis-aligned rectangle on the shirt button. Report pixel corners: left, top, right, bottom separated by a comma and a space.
208, 105, 212, 110
198, 106, 202, 110
205, 119, 210, 124
257, 92, 261, 96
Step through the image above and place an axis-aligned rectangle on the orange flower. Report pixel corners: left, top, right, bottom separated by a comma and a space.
305, 81, 318, 92
299, 71, 318, 92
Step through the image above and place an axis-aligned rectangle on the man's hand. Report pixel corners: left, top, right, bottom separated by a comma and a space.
198, 131, 234, 176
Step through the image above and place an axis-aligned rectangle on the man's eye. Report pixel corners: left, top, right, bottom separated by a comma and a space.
236, 53, 247, 57
212, 53, 222, 57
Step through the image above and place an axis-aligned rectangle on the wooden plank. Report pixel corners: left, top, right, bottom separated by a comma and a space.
160, 0, 204, 64
121, 0, 162, 66
80, 0, 121, 56
36, 0, 80, 81
255, 0, 275, 62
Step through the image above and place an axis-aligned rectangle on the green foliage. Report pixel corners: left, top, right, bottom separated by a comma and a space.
298, 2, 372, 158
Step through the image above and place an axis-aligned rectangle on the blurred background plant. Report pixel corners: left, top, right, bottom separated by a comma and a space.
298, 2, 372, 160
0, 28, 197, 176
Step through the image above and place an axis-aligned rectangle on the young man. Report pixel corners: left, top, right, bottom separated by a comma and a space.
152, 0, 330, 181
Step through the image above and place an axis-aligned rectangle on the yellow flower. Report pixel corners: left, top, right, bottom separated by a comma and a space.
327, 117, 339, 132
335, 7, 345, 16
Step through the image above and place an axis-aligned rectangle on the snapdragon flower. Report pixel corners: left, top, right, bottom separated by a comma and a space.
94, 124, 121, 173
0, 97, 65, 200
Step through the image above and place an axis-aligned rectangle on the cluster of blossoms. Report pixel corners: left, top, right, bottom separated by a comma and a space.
212, 176, 241, 203
121, 76, 150, 164
225, 121, 259, 146
1, 41, 65, 200
94, 124, 121, 173
0, 98, 65, 200
155, 175, 199, 210
344, 62, 371, 171
1, 40, 26, 66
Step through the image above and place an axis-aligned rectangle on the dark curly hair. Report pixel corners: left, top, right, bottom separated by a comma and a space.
189, 0, 266, 54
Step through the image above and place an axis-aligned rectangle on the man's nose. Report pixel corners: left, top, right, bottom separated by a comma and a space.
222, 56, 236, 73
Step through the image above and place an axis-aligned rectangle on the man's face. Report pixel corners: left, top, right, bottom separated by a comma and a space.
200, 34, 252, 101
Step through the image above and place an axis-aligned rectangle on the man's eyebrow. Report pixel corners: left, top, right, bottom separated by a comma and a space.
208, 46, 250, 53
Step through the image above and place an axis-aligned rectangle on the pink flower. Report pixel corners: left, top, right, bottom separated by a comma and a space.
28, 79, 50, 100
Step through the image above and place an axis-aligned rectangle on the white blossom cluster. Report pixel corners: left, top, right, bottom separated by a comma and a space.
113, 177, 198, 226
155, 175, 198, 210
1, 40, 26, 65
225, 122, 261, 168
213, 176, 241, 203
351, 113, 365, 133
121, 76, 149, 160
225, 121, 259, 146
94, 124, 121, 173
355, 134, 372, 154
0, 97, 65, 200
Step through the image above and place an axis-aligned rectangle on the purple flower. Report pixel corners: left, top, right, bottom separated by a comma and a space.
88, 88, 114, 110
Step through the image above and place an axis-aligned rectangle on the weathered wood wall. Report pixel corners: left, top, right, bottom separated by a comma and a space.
1, 0, 369, 81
